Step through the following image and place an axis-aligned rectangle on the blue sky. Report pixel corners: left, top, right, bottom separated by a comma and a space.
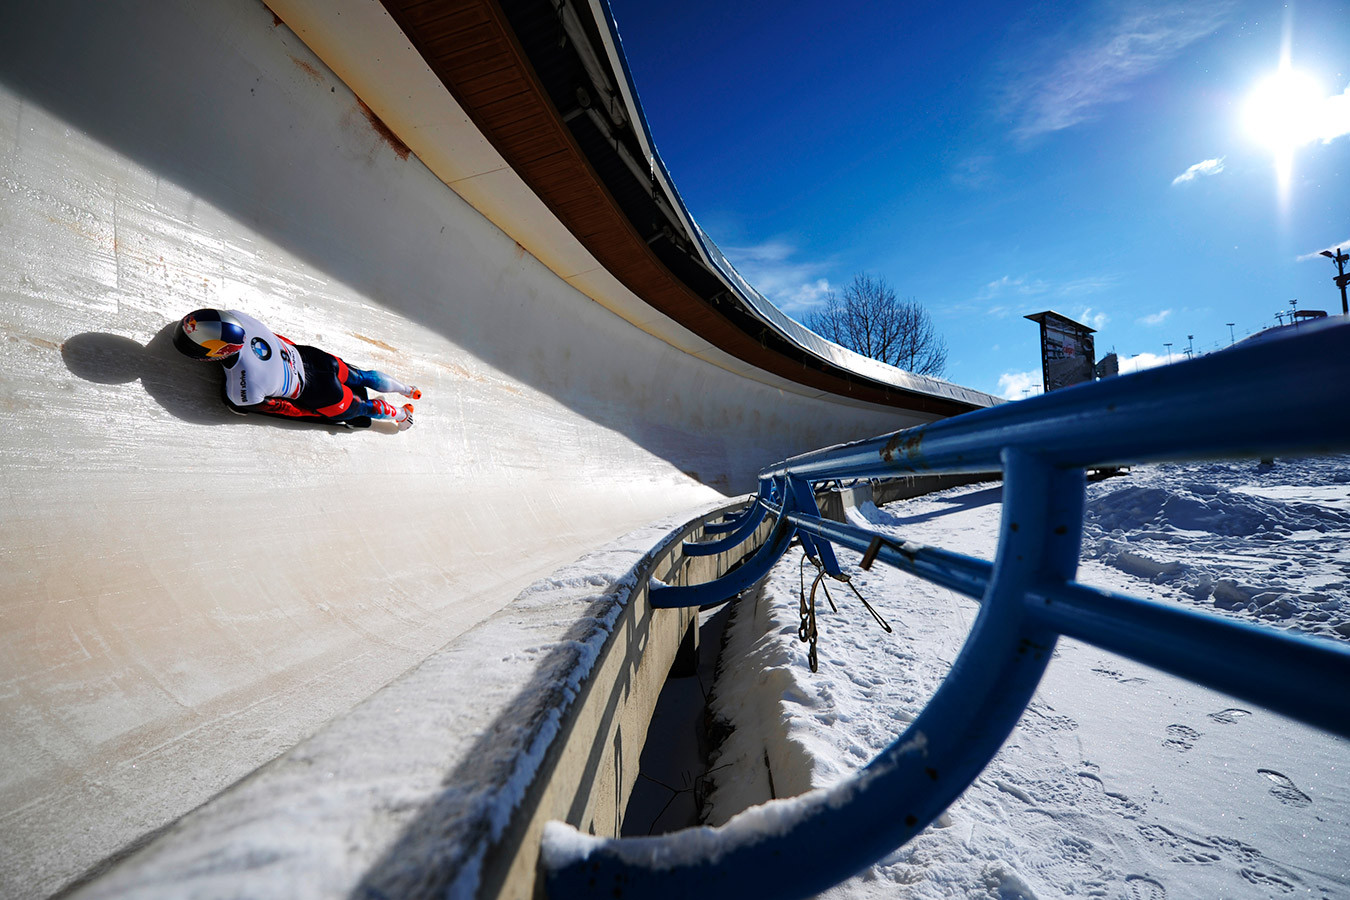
606, 1, 1350, 398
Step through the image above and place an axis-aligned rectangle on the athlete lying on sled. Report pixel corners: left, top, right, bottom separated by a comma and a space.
173, 308, 420, 430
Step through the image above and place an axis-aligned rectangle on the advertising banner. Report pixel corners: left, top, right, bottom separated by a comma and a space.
1025, 311, 1096, 392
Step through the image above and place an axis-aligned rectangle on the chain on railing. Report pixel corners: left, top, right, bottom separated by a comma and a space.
797, 550, 891, 672
542, 319, 1350, 900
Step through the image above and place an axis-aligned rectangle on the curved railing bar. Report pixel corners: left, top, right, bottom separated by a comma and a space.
542, 320, 1350, 898
681, 501, 767, 556
651, 519, 795, 609
699, 502, 758, 534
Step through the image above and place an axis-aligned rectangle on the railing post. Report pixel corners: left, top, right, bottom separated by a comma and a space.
541, 452, 1088, 899
785, 476, 841, 576
937, 449, 1083, 753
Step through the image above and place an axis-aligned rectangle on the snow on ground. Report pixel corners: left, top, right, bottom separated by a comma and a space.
705, 457, 1349, 898
1084, 459, 1350, 643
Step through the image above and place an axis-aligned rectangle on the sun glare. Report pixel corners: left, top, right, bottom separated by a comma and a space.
1244, 67, 1324, 148
1243, 66, 1325, 188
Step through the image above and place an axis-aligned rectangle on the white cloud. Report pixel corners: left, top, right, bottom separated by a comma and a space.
997, 369, 1042, 399
1136, 309, 1172, 326
951, 155, 996, 189
979, 275, 1046, 300
1077, 307, 1109, 329
782, 279, 833, 311
983, 275, 1015, 295
728, 240, 794, 264
1270, 81, 1350, 151
1297, 237, 1350, 262
724, 241, 834, 315
1172, 157, 1225, 185
974, 274, 1118, 311
1006, 3, 1233, 140
1323, 83, 1350, 143
1060, 276, 1119, 297
1118, 351, 1169, 373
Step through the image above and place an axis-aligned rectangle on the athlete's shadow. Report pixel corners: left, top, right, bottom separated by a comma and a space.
61, 324, 375, 432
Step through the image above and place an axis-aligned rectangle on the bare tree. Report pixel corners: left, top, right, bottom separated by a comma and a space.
804, 273, 948, 377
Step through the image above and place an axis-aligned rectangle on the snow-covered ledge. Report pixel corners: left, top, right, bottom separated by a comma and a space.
69, 500, 773, 900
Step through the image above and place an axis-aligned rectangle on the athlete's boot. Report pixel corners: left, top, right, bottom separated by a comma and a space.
403, 386, 422, 400
370, 398, 414, 430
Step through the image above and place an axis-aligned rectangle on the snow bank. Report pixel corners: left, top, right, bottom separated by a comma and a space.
704, 458, 1350, 898
1084, 457, 1350, 642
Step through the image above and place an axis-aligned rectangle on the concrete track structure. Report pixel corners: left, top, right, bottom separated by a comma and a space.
0, 2, 991, 896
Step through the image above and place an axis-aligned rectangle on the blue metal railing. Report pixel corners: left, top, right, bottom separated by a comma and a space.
542, 319, 1350, 899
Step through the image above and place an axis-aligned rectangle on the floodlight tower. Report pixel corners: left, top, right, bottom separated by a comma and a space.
1319, 247, 1350, 315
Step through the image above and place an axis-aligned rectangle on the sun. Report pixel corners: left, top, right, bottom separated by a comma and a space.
1244, 66, 1324, 149
1243, 66, 1325, 187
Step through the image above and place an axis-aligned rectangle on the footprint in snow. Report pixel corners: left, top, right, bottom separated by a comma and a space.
1012, 823, 1113, 892
1135, 823, 1221, 864
1239, 866, 1298, 893
1257, 769, 1312, 807
1125, 874, 1166, 900
1207, 707, 1252, 725
1207, 834, 1263, 862
1162, 724, 1200, 751
1024, 702, 1078, 734
1078, 770, 1145, 817
1091, 665, 1150, 685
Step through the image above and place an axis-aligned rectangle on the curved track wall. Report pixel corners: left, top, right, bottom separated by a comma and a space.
0, 2, 938, 896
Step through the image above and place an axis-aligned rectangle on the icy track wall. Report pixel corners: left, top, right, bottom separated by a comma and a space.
0, 2, 929, 897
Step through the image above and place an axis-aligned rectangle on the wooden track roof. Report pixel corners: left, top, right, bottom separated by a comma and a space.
379, 0, 979, 416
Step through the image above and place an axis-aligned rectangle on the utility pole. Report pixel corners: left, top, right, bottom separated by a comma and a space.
1186, 334, 1195, 359
1276, 311, 1286, 326
1319, 247, 1350, 315
1226, 322, 1235, 345
1289, 298, 1298, 325
1164, 342, 1173, 363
